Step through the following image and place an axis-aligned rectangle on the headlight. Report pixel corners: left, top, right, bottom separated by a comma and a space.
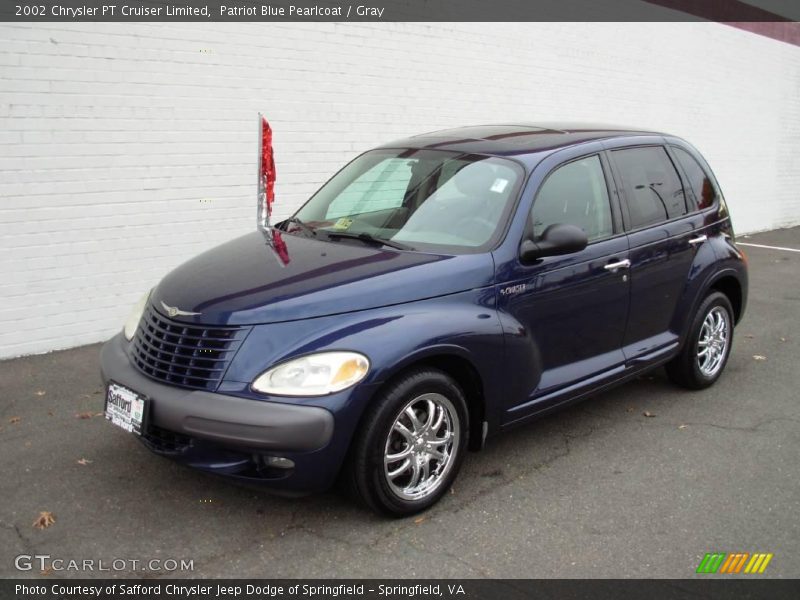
252, 351, 370, 396
123, 290, 151, 341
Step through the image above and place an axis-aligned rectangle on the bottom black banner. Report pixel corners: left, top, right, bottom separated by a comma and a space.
2, 580, 799, 600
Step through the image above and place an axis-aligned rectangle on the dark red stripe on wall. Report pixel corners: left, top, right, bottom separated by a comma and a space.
645, 0, 800, 47
646, 0, 790, 22
726, 21, 800, 46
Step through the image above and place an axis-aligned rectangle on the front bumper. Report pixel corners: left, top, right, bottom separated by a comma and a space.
100, 333, 341, 492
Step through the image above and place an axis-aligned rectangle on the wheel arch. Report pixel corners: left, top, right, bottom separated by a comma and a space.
673, 265, 745, 354
708, 274, 743, 324
370, 347, 487, 452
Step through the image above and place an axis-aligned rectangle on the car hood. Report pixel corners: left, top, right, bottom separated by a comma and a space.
151, 230, 495, 326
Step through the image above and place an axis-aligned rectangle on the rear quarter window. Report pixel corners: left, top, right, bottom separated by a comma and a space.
671, 146, 718, 210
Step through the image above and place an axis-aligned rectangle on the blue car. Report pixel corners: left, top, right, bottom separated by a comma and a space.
101, 123, 747, 516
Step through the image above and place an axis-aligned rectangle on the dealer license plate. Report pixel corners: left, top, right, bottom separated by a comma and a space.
105, 381, 148, 436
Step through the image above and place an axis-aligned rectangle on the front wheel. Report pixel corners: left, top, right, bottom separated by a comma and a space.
666, 291, 734, 390
344, 368, 468, 517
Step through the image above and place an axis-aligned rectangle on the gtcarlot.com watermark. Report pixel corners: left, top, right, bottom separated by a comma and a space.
15, 554, 194, 573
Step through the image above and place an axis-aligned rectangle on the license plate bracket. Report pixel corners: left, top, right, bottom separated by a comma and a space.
105, 381, 149, 436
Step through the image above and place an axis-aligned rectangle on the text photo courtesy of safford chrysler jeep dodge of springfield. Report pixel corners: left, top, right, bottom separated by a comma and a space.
101, 123, 747, 516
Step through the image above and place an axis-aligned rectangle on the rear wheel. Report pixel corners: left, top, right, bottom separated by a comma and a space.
666, 291, 734, 389
344, 368, 468, 517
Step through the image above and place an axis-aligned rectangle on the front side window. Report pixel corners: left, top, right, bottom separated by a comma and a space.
531, 155, 613, 243
293, 149, 524, 253
612, 146, 688, 229
672, 147, 718, 210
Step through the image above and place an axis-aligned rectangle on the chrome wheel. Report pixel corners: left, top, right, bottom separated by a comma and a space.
383, 393, 460, 501
696, 306, 730, 377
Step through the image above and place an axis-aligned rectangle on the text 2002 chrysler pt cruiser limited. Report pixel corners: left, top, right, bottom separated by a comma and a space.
101, 124, 747, 515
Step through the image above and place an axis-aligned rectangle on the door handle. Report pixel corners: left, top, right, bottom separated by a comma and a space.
689, 234, 708, 246
604, 259, 631, 271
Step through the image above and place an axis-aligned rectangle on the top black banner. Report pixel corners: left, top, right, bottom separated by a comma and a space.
1, 0, 798, 22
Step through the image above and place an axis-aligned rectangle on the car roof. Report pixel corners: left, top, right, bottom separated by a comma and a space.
377, 123, 666, 158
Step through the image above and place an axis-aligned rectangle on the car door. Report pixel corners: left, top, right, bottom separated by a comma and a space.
498, 152, 631, 421
605, 142, 707, 363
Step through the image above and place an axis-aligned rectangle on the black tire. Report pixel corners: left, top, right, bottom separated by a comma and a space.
666, 291, 735, 390
343, 368, 469, 517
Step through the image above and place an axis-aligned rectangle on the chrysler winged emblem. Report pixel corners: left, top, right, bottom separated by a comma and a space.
160, 300, 201, 318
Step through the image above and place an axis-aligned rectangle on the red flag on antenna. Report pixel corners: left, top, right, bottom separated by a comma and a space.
258, 114, 276, 229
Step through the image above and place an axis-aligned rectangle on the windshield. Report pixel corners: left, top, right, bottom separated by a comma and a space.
290, 148, 524, 253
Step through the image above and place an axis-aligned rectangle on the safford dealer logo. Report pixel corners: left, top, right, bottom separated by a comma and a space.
696, 552, 773, 574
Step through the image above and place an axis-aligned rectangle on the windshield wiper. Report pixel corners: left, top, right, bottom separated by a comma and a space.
278, 217, 316, 237
324, 231, 413, 251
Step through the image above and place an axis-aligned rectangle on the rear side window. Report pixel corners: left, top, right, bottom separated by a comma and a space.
531, 155, 613, 243
612, 146, 688, 229
672, 147, 718, 210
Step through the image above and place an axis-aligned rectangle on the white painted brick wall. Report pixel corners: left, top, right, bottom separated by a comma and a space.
1, 22, 799, 359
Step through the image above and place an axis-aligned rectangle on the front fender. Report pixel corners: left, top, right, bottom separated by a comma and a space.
222, 287, 506, 446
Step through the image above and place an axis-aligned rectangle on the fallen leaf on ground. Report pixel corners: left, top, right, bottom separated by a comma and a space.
779, 337, 787, 342
753, 355, 767, 361
678, 424, 688, 430
35, 390, 46, 396
75, 412, 94, 419
94, 412, 104, 417
643, 411, 656, 418
9, 416, 21, 424
414, 516, 426, 524
40, 567, 53, 576
744, 334, 754, 339
33, 511, 55, 529
76, 458, 92, 466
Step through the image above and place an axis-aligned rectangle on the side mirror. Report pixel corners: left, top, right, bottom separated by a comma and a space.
519, 223, 588, 262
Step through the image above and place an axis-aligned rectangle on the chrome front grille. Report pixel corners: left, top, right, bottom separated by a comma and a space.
130, 304, 249, 391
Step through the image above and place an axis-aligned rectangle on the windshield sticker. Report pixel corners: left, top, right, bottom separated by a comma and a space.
332, 217, 353, 231
490, 178, 509, 193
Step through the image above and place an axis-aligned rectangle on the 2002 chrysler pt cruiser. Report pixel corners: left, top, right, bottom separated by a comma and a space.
101, 123, 747, 515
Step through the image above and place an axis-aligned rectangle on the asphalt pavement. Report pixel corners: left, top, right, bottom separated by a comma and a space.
1, 227, 798, 579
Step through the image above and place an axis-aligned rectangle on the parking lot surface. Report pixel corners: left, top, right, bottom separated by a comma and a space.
1, 227, 798, 579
